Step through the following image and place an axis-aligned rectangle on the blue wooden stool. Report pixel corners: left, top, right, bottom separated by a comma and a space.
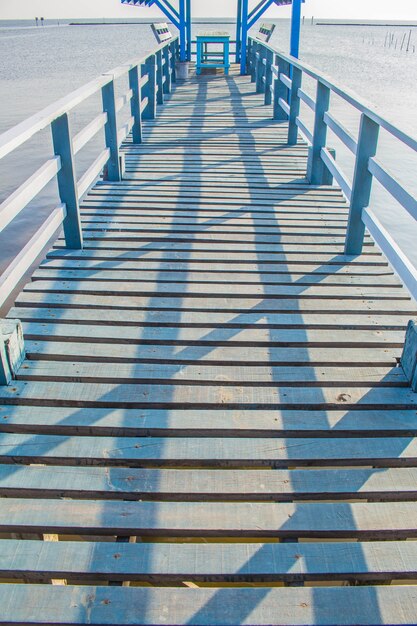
196, 32, 230, 75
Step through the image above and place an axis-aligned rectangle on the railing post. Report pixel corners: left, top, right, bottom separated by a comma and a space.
251, 42, 258, 83
256, 45, 266, 94
142, 54, 157, 120
163, 44, 171, 94
273, 55, 290, 121
345, 113, 380, 255
264, 49, 274, 106
156, 50, 164, 105
307, 80, 330, 184
51, 113, 83, 249
170, 40, 177, 83
0, 321, 25, 386
129, 64, 142, 144
0, 331, 11, 386
287, 65, 302, 145
101, 78, 121, 182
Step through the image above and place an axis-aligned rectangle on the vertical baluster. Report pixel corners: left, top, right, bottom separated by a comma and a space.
307, 80, 330, 184
264, 48, 274, 106
287, 65, 302, 145
170, 40, 177, 83
163, 44, 171, 94
129, 65, 142, 144
156, 50, 164, 105
251, 42, 258, 83
345, 114, 380, 254
245, 38, 251, 73
273, 55, 290, 121
142, 54, 157, 120
256, 46, 265, 93
51, 113, 83, 248
101, 79, 121, 182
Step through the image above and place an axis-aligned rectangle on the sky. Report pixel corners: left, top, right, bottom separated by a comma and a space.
0, 0, 416, 21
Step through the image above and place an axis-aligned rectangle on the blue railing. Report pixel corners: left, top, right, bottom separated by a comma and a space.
0, 36, 179, 311
248, 36, 417, 301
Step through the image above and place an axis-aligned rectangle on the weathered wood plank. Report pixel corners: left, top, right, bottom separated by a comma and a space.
18, 321, 406, 346
9, 307, 410, 330
0, 433, 415, 467
1, 499, 417, 537
31, 269, 400, 287
0, 381, 416, 410
2, 464, 417, 500
36, 260, 394, 277
17, 362, 406, 387
14, 294, 413, 316
2, 406, 417, 438
4, 584, 417, 625
1, 539, 417, 582
22, 281, 407, 300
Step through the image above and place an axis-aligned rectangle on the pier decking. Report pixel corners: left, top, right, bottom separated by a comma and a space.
1, 64, 417, 624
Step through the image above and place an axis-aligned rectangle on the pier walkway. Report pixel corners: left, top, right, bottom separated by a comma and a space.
1, 64, 417, 624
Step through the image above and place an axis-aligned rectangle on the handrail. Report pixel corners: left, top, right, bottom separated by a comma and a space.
0, 36, 179, 315
248, 36, 417, 301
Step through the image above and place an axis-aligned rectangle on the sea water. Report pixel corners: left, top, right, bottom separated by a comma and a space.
0, 19, 416, 284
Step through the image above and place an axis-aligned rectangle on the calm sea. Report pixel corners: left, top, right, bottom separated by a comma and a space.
1, 18, 417, 288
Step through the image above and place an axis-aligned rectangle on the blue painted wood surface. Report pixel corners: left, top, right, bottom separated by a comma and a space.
51, 113, 83, 249
196, 34, 230, 75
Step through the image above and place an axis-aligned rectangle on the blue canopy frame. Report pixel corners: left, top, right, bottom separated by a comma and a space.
120, 0, 303, 71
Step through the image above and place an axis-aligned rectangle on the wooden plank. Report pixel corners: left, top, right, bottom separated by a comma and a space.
22, 281, 406, 300
1, 498, 417, 537
2, 464, 417, 500
37, 261, 392, 277
2, 584, 417, 625
16, 362, 407, 387
16, 293, 414, 314
0, 381, 416, 410
2, 406, 417, 438
0, 433, 416, 467
53, 241, 377, 255
31, 269, 400, 287
2, 539, 417, 582
9, 307, 410, 330
22, 340, 401, 366
18, 321, 406, 346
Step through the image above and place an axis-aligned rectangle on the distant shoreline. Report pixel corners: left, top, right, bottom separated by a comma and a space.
316, 22, 417, 27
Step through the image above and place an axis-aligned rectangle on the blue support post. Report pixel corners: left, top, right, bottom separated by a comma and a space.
240, 0, 249, 75
186, 0, 191, 61
290, 0, 302, 58
170, 40, 177, 82
264, 48, 274, 106
287, 65, 302, 144
235, 0, 243, 63
273, 55, 290, 120
51, 113, 83, 249
256, 45, 266, 94
129, 64, 142, 144
163, 44, 172, 93
307, 80, 330, 184
142, 54, 157, 119
101, 79, 122, 182
345, 114, 380, 255
156, 50, 164, 104
179, 0, 186, 62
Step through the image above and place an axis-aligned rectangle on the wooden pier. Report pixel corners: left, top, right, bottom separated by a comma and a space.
1, 41, 417, 624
